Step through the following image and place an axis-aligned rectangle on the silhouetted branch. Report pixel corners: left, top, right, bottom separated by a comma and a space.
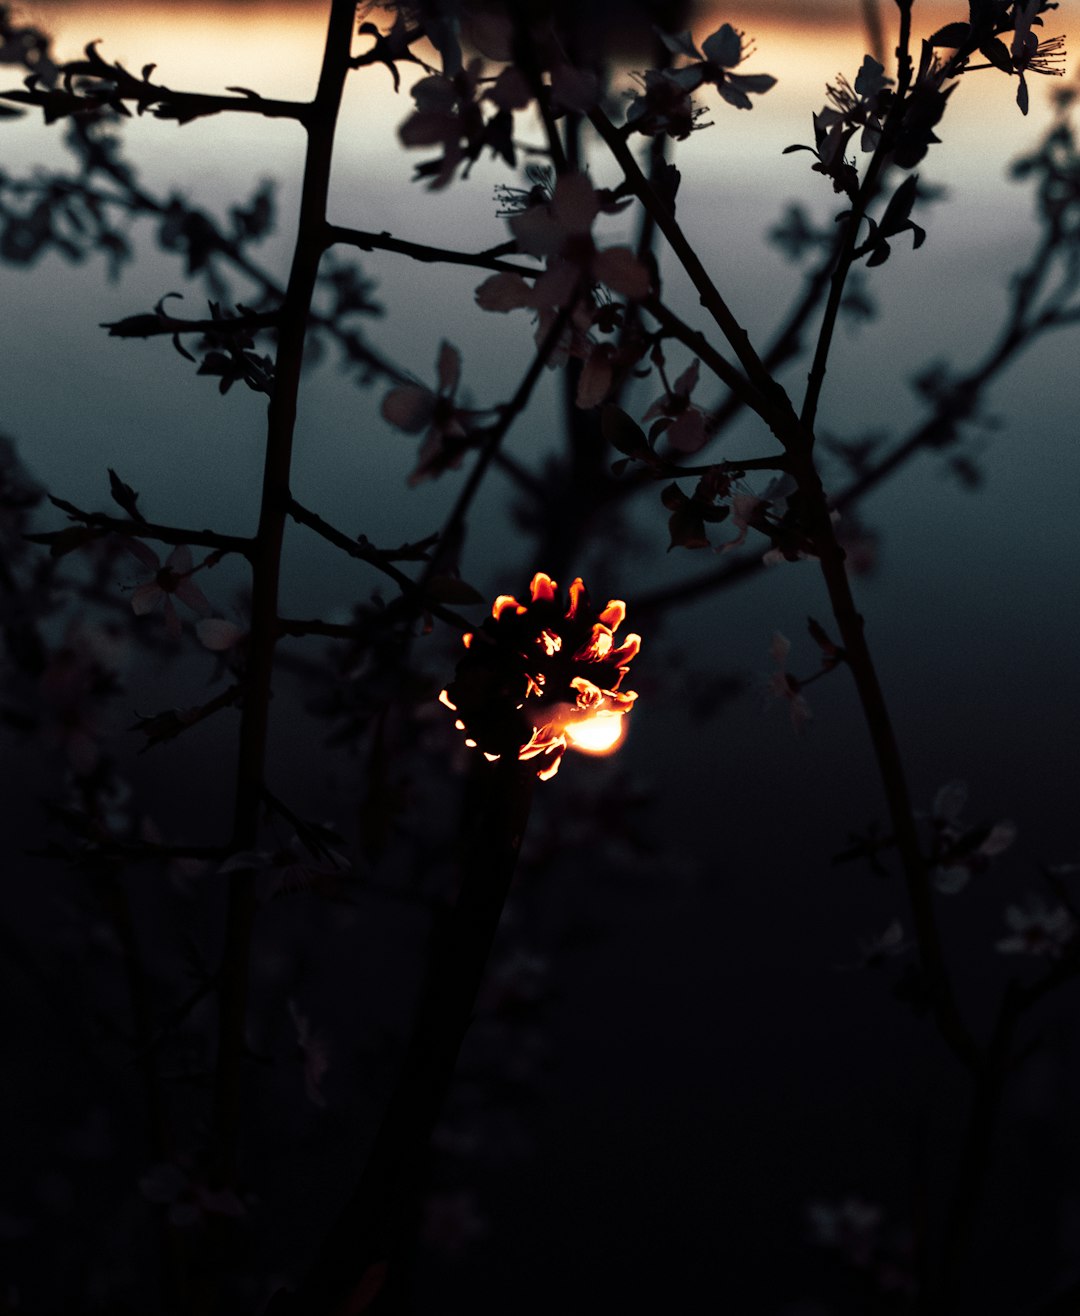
285, 498, 471, 631
326, 223, 537, 277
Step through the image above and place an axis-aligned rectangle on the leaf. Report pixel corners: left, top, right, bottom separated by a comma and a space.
879, 175, 918, 236
101, 313, 166, 338
47, 493, 82, 517
979, 37, 1013, 75
26, 525, 100, 558
601, 405, 650, 458
660, 481, 687, 512
108, 468, 146, 522
927, 22, 971, 48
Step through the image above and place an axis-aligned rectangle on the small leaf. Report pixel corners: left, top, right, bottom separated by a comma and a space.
601, 405, 650, 458
47, 493, 82, 517
102, 313, 166, 338
927, 22, 971, 48
660, 481, 687, 512
108, 468, 146, 522
979, 38, 1013, 75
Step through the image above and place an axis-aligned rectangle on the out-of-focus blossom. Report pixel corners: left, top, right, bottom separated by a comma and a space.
928, 780, 1016, 894
125, 541, 212, 639
398, 59, 527, 189
996, 898, 1076, 959
218, 834, 350, 899
288, 1000, 329, 1109
807, 1195, 882, 1267
421, 1189, 488, 1255
139, 1161, 244, 1228
381, 341, 481, 484
766, 631, 812, 732
843, 919, 910, 970
39, 622, 124, 773
625, 69, 699, 139
643, 357, 711, 454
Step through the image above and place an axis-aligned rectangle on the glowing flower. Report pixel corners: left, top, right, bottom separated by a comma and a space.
440, 572, 641, 780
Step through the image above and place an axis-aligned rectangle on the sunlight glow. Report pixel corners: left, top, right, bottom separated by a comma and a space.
564, 711, 627, 756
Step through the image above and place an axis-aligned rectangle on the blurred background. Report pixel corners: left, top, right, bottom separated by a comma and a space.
2, 2, 1080, 1312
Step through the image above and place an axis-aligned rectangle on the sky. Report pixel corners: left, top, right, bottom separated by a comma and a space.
2, 3, 1080, 1312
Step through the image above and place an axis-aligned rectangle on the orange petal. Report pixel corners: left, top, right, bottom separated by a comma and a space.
530, 572, 557, 603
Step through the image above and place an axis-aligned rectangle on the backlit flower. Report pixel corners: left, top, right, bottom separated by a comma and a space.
440, 572, 641, 780
1012, 0, 1066, 115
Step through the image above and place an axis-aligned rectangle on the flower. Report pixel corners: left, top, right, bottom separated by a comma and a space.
398, 59, 527, 189
807, 1195, 882, 1267
766, 630, 811, 732
843, 919, 909, 970
475, 172, 649, 319
996, 898, 1076, 959
422, 1189, 488, 1255
625, 68, 700, 140
125, 541, 212, 639
643, 357, 711, 454
661, 24, 777, 110
381, 341, 480, 485
139, 1160, 245, 1228
440, 572, 641, 780
1012, 0, 1066, 115
927, 780, 1016, 894
288, 999, 329, 1109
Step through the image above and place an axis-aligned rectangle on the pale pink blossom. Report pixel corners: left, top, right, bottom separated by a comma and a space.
766, 630, 812, 732
125, 542, 212, 639
996, 898, 1076, 959
928, 780, 1016, 894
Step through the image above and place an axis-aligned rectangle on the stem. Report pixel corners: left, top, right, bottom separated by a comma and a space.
800, 3, 912, 438
207, 0, 357, 1192
935, 983, 1023, 1308
274, 760, 535, 1315
792, 454, 980, 1071
325, 223, 537, 277
587, 105, 799, 444
415, 301, 574, 590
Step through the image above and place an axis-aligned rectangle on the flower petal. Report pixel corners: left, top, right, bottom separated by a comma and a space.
436, 341, 461, 395
551, 172, 599, 236
474, 272, 536, 313
592, 246, 650, 299
382, 386, 436, 432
